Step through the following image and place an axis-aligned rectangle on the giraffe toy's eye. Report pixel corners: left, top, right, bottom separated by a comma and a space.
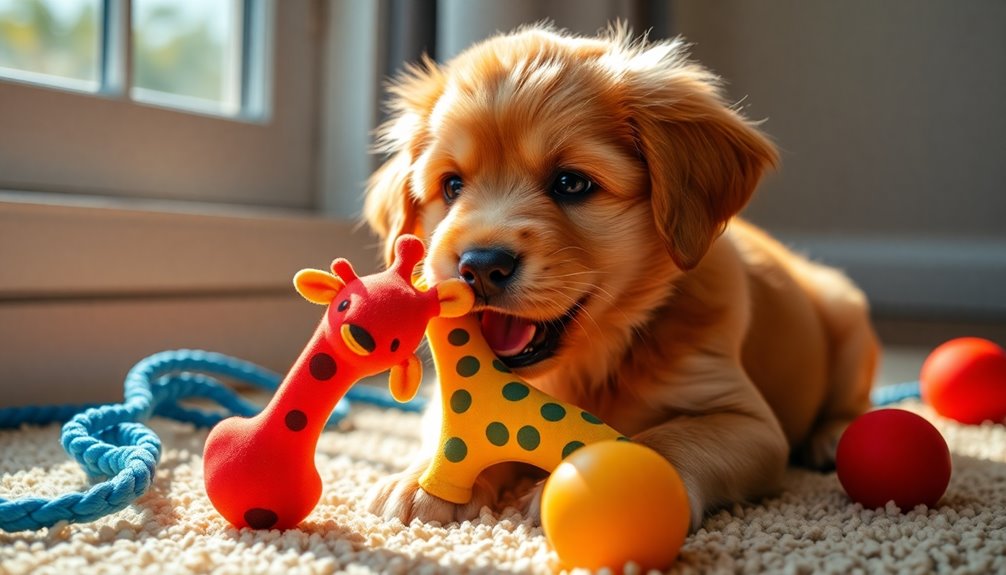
337, 299, 350, 312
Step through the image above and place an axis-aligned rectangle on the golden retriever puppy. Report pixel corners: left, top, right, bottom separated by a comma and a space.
363, 24, 878, 531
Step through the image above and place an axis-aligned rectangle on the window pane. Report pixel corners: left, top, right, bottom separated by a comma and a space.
0, 0, 100, 90
132, 0, 242, 116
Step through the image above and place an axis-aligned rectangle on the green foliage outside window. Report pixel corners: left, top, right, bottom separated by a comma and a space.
0, 0, 231, 104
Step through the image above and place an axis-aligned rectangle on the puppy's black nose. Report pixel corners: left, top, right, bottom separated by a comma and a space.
458, 248, 518, 298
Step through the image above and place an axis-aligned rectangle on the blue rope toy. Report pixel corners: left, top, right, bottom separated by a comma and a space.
0, 349, 426, 533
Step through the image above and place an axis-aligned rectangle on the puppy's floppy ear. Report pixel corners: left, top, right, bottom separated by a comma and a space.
364, 56, 446, 266
364, 150, 421, 266
619, 38, 779, 270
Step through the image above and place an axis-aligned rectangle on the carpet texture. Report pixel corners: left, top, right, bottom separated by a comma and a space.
1, 399, 1004, 574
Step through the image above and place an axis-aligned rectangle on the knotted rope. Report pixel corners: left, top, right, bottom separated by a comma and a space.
0, 349, 425, 532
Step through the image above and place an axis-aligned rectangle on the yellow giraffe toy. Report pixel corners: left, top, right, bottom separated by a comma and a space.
417, 313, 628, 504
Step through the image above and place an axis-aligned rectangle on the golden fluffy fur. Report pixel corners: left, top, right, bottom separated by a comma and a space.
363, 25, 878, 530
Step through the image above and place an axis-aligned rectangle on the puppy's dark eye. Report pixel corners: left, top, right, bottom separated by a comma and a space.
443, 175, 463, 204
551, 171, 593, 200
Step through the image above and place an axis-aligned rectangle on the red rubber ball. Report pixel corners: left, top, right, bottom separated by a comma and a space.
836, 409, 951, 510
920, 337, 1006, 425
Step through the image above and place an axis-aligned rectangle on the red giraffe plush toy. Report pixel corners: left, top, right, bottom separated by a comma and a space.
203, 235, 473, 529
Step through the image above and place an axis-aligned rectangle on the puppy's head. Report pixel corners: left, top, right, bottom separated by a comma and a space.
365, 25, 777, 381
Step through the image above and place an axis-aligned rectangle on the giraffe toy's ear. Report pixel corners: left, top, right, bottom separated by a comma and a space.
389, 353, 423, 402
330, 258, 359, 284
434, 278, 475, 318
293, 269, 346, 305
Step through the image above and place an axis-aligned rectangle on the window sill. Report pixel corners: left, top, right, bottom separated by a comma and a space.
0, 191, 380, 300
0, 192, 380, 405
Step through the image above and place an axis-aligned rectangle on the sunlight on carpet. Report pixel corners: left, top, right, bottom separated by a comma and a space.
1, 401, 1004, 574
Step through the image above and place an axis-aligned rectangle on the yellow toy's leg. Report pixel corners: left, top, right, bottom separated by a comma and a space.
418, 450, 485, 504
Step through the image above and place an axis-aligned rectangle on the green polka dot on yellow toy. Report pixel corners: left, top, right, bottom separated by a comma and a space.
516, 426, 540, 450
456, 356, 480, 377
561, 441, 584, 459
541, 403, 566, 421
502, 382, 529, 401
485, 422, 509, 446
447, 328, 470, 346
450, 390, 472, 413
443, 437, 467, 463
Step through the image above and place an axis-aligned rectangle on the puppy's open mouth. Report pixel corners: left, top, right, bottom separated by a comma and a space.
479, 297, 586, 368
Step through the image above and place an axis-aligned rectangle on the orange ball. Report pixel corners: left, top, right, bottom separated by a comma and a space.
541, 440, 690, 572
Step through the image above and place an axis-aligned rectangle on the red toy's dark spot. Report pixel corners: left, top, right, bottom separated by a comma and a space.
310, 353, 337, 380
285, 409, 308, 431
244, 508, 278, 529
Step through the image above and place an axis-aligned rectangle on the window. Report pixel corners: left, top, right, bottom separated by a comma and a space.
0, 0, 316, 207
1, 0, 264, 117
0, 0, 102, 92
132, 0, 249, 117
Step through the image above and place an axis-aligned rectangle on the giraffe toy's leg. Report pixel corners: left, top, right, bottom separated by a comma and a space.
203, 411, 323, 529
203, 333, 358, 530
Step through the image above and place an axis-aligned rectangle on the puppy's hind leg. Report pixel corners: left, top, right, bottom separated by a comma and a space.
797, 265, 879, 469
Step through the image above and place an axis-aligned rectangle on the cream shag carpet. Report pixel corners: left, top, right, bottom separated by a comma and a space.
1, 399, 1004, 575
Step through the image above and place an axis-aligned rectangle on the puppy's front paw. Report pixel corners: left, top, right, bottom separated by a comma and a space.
365, 462, 498, 525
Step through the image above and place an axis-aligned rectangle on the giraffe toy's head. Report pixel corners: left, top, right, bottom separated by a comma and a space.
293, 235, 474, 401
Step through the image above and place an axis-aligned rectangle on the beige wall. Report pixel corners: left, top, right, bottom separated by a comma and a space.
675, 1, 1006, 318
674, 0, 1006, 239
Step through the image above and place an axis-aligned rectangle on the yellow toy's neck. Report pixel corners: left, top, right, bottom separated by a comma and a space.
426, 314, 514, 391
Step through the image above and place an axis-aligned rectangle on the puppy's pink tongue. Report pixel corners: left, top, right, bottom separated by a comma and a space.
480, 311, 536, 357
